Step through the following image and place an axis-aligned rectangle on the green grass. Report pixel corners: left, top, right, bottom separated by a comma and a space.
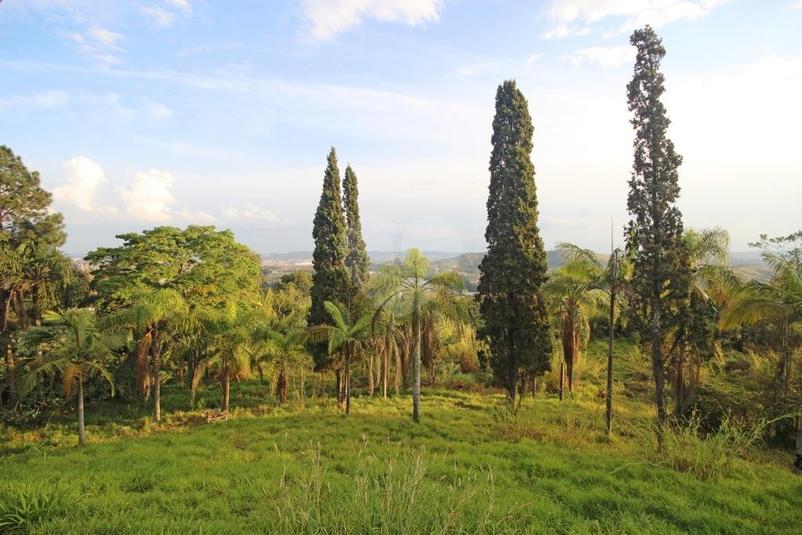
2, 341, 800, 533
2, 383, 801, 533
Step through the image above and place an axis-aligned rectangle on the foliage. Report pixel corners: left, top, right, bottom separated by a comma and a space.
343, 164, 370, 290
625, 26, 687, 429
308, 148, 351, 371
477, 80, 551, 406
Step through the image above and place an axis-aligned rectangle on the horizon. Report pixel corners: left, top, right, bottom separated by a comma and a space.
2, 0, 801, 255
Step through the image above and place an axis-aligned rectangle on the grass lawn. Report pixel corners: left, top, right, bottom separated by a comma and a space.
2, 378, 801, 534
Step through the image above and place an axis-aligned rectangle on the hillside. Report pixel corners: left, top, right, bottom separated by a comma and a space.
2, 342, 799, 533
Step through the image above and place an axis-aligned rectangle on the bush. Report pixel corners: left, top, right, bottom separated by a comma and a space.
644, 411, 766, 480
0, 486, 74, 532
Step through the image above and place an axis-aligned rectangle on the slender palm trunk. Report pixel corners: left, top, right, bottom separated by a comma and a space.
559, 361, 564, 401
367, 347, 374, 397
335, 368, 343, 411
276, 364, 288, 403
383, 345, 389, 398
151, 329, 162, 422
412, 297, 422, 423
606, 290, 615, 436
345, 344, 352, 415
77, 376, 87, 446
222, 361, 230, 412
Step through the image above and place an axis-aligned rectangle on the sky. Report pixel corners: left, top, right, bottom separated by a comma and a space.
1, 0, 801, 255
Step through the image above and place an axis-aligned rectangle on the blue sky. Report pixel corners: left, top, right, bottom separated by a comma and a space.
1, 0, 801, 255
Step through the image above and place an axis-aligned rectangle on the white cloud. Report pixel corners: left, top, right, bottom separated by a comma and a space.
68, 26, 123, 64
540, 23, 591, 39
142, 1, 192, 27
53, 157, 119, 215
0, 90, 69, 110
300, 0, 445, 41
142, 6, 176, 27
121, 170, 177, 222
793, 0, 802, 9
563, 45, 632, 69
165, 0, 192, 11
544, 0, 728, 35
145, 102, 174, 120
526, 53, 544, 64
224, 205, 280, 223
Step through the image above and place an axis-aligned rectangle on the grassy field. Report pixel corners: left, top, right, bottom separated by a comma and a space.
2, 347, 801, 533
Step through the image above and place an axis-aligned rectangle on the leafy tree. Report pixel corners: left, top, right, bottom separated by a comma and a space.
625, 26, 687, 431
720, 231, 802, 469
544, 252, 605, 397
343, 165, 370, 289
670, 228, 734, 414
86, 226, 261, 414
477, 80, 551, 406
371, 249, 463, 422
22, 309, 116, 445
559, 242, 631, 435
308, 148, 351, 401
309, 301, 372, 414
1, 146, 66, 406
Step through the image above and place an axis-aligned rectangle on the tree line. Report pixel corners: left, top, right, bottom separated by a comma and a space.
1, 26, 800, 469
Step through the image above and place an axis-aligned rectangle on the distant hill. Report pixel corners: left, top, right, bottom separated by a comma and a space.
262, 249, 774, 285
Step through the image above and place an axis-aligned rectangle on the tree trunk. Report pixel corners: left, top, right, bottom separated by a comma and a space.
412, 303, 422, 423
345, 344, 352, 415
335, 368, 343, 411
77, 376, 87, 446
651, 295, 667, 436
367, 347, 374, 397
276, 365, 288, 403
151, 328, 162, 422
559, 361, 564, 401
221, 361, 230, 412
606, 290, 615, 437
383, 345, 389, 398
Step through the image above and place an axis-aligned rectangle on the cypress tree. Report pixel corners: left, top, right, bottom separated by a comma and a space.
625, 26, 686, 431
308, 148, 350, 373
343, 165, 370, 289
477, 80, 552, 406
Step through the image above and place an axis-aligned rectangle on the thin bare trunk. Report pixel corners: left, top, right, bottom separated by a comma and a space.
345, 345, 352, 415
221, 361, 230, 412
276, 365, 288, 403
651, 295, 667, 436
151, 328, 162, 422
367, 346, 374, 397
606, 291, 615, 436
559, 361, 564, 402
412, 300, 421, 423
77, 377, 87, 446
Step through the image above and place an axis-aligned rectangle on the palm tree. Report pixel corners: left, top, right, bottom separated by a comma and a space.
558, 242, 630, 434
671, 228, 736, 413
22, 309, 116, 445
116, 288, 188, 422
720, 232, 802, 469
258, 327, 308, 403
308, 301, 372, 415
370, 249, 463, 422
544, 251, 605, 398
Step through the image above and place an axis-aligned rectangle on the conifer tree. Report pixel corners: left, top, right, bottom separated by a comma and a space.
308, 148, 351, 377
343, 165, 370, 289
625, 26, 687, 430
477, 80, 551, 406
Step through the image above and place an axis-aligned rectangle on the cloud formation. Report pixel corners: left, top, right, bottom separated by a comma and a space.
543, 0, 728, 36
67, 26, 124, 64
300, 0, 445, 41
563, 45, 633, 69
53, 157, 120, 216
224, 205, 280, 223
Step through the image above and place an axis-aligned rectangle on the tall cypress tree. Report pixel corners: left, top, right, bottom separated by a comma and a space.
625, 26, 686, 430
343, 165, 370, 289
477, 80, 552, 406
308, 148, 350, 372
